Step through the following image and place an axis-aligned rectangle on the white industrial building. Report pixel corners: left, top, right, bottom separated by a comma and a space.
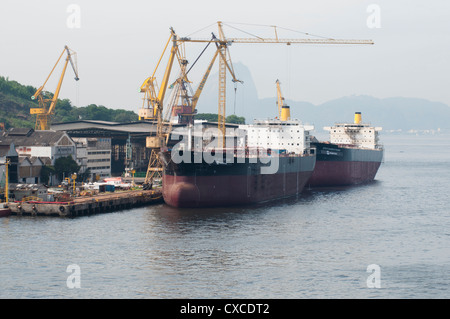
72, 137, 112, 180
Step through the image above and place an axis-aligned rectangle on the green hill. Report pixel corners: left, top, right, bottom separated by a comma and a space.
0, 76, 138, 129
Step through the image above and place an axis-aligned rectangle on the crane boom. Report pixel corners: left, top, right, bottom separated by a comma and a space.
143, 28, 179, 187
66, 45, 80, 81
276, 79, 284, 118
139, 30, 177, 121
155, 28, 178, 117
30, 45, 79, 130
178, 38, 374, 45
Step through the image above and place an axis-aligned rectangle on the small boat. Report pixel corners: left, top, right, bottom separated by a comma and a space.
0, 203, 11, 218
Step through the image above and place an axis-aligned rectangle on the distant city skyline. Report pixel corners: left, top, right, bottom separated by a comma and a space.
1, 0, 449, 114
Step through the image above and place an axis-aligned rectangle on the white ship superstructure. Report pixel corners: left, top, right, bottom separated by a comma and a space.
324, 112, 382, 149
240, 119, 314, 155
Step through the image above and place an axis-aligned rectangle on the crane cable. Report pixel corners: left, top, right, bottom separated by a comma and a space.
220, 22, 335, 40
186, 35, 215, 76
75, 80, 80, 107
233, 82, 237, 115
286, 44, 291, 101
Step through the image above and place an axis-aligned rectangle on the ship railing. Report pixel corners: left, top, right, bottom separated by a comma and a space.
252, 118, 303, 125
194, 146, 312, 158
334, 143, 383, 150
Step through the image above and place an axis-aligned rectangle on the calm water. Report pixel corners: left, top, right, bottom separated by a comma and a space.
1, 133, 450, 299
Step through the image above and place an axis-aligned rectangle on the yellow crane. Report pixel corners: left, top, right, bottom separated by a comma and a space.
276, 79, 290, 121
142, 28, 179, 188
177, 21, 374, 145
141, 31, 230, 186
138, 31, 174, 121
140, 33, 223, 124
30, 45, 79, 130
174, 39, 227, 124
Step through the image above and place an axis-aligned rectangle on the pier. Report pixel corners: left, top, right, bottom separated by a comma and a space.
8, 189, 163, 217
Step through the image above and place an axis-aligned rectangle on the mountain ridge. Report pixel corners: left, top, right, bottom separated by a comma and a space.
195, 63, 450, 131
2, 68, 450, 132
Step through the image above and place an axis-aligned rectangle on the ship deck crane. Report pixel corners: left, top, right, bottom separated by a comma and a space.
30, 45, 79, 130
177, 21, 374, 146
276, 79, 290, 121
276, 79, 285, 118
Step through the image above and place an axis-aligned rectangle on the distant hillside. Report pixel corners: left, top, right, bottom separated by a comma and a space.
0, 76, 138, 129
4, 67, 450, 132
195, 63, 450, 131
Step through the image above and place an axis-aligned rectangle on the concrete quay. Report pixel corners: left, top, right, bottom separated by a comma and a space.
8, 189, 163, 217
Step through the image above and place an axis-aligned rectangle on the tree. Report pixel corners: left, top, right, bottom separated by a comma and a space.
77, 168, 91, 183
226, 114, 245, 124
40, 165, 55, 185
195, 113, 246, 124
195, 113, 218, 122
53, 156, 80, 182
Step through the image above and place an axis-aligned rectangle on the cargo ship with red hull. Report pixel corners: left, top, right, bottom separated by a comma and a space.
162, 151, 315, 208
162, 118, 316, 208
307, 112, 383, 187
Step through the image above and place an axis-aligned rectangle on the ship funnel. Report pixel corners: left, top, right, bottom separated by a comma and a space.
281, 105, 291, 121
354, 112, 362, 124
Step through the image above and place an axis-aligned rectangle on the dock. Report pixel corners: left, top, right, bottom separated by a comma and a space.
8, 189, 163, 217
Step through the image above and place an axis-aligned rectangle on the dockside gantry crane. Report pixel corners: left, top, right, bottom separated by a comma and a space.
30, 45, 79, 130
141, 28, 179, 188
177, 21, 374, 146
141, 30, 231, 186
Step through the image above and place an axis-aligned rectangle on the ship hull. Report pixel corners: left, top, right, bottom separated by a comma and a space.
0, 206, 11, 218
161, 151, 316, 208
308, 142, 383, 187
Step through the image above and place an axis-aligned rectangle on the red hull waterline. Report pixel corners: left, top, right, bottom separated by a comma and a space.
307, 160, 382, 187
163, 171, 313, 208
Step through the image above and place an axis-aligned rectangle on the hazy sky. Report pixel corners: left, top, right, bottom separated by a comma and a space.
1, 0, 449, 114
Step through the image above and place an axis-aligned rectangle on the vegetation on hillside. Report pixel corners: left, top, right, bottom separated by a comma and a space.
196, 113, 246, 124
0, 76, 138, 129
0, 76, 246, 129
